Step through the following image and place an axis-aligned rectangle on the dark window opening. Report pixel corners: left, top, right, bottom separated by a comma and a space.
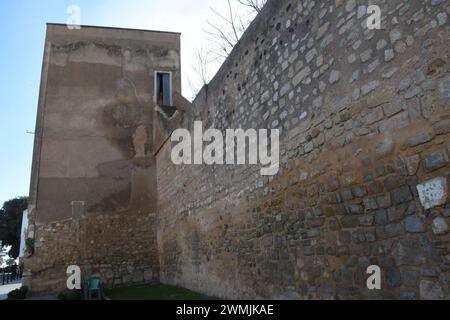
156, 72, 172, 107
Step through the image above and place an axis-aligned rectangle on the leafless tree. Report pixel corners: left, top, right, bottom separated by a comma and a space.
188, 47, 220, 99
203, 0, 247, 60
189, 0, 267, 98
204, 0, 267, 64
237, 0, 266, 13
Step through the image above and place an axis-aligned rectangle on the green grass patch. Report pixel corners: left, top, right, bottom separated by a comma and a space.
106, 284, 213, 300
7, 286, 28, 300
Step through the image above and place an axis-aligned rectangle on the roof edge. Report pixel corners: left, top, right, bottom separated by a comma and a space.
46, 23, 181, 35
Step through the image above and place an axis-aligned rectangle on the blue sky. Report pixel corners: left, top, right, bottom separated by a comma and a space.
0, 0, 255, 208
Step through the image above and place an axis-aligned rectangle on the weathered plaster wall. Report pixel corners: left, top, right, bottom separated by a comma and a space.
156, 0, 450, 299
25, 24, 182, 293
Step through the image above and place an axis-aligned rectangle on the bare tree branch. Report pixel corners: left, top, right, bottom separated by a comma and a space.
189, 0, 267, 97
204, 22, 235, 50
188, 47, 216, 99
237, 0, 265, 13
227, 0, 240, 43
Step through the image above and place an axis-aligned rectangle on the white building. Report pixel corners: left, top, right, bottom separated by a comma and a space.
19, 210, 28, 259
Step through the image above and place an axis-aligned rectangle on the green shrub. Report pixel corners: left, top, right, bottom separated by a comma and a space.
7, 286, 28, 300
57, 289, 83, 300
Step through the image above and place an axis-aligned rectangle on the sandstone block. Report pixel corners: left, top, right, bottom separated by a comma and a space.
416, 177, 448, 210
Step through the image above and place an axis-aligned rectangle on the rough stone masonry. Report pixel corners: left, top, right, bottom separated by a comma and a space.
26, 0, 449, 299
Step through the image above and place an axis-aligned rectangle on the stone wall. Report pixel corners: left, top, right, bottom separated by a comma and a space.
156, 0, 450, 299
25, 210, 159, 292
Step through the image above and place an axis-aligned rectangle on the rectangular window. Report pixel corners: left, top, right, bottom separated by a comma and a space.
155, 72, 172, 107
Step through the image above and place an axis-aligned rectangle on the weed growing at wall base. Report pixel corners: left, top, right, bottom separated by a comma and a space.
171, 121, 280, 176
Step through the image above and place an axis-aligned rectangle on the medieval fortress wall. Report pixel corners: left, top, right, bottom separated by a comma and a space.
24, 0, 450, 299
156, 0, 450, 299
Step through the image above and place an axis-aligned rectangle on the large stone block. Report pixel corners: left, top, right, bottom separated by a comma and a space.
423, 150, 449, 172
432, 217, 449, 235
392, 186, 413, 204
419, 280, 444, 300
393, 240, 426, 266
405, 215, 426, 233
416, 177, 448, 210
375, 138, 396, 159
144, 269, 154, 281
